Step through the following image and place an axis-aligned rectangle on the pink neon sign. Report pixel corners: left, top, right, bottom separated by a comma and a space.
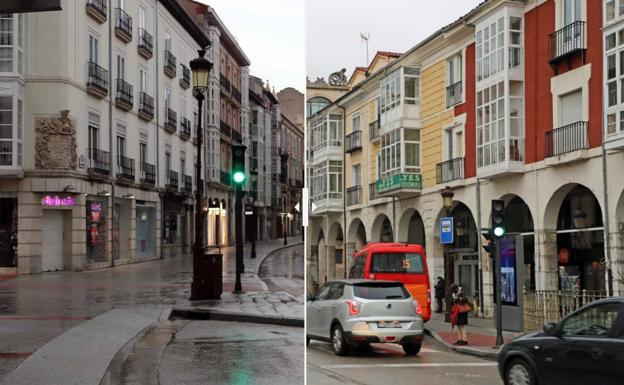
41, 195, 75, 207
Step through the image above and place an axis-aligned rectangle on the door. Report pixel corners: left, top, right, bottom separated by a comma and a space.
455, 254, 479, 300
317, 283, 345, 339
539, 302, 623, 385
307, 283, 332, 338
42, 210, 64, 271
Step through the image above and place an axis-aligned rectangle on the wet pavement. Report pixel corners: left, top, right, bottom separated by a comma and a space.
113, 320, 304, 385
307, 335, 500, 385
0, 236, 303, 383
259, 245, 304, 299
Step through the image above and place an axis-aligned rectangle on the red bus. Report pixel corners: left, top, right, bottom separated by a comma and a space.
349, 243, 432, 322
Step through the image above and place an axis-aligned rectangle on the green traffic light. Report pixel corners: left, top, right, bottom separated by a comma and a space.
493, 226, 505, 237
233, 171, 246, 184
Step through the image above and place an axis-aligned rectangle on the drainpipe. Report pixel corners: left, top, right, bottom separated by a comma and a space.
156, 0, 163, 260
476, 178, 484, 316
108, 1, 115, 267
338, 105, 347, 278
601, 70, 614, 296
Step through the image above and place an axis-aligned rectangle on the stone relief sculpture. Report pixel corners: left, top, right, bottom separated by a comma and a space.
35, 110, 77, 170
328, 68, 347, 86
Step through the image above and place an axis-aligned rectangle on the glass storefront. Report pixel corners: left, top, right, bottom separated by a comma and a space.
86, 197, 108, 264
136, 202, 156, 258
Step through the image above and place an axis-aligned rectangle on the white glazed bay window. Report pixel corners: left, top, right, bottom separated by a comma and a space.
475, 8, 525, 173
0, 13, 24, 75
380, 67, 420, 125
604, 23, 624, 136
311, 113, 342, 152
0, 95, 22, 167
379, 128, 420, 179
311, 160, 342, 202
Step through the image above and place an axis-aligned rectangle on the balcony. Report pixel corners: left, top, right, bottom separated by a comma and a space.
87, 62, 108, 98
180, 117, 191, 140
166, 170, 178, 191
369, 121, 380, 142
164, 50, 176, 78
138, 92, 154, 121
138, 28, 153, 59
180, 64, 190, 89
182, 175, 192, 195
87, 148, 110, 177
436, 157, 464, 184
369, 183, 379, 201
545, 121, 588, 162
310, 191, 342, 214
232, 130, 242, 143
446, 81, 462, 108
220, 170, 231, 186
164, 109, 177, 133
140, 162, 155, 186
86, 0, 107, 24
220, 74, 231, 92
346, 186, 362, 206
232, 87, 242, 104
375, 173, 422, 198
114, 8, 132, 43
549, 21, 586, 68
345, 130, 362, 153
220, 120, 231, 138
116, 155, 135, 182
115, 78, 133, 111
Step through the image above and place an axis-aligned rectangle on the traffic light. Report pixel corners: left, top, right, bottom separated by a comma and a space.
232, 144, 247, 185
482, 231, 494, 257
491, 199, 505, 238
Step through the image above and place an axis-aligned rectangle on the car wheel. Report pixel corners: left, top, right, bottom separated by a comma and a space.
331, 324, 349, 356
505, 358, 535, 385
402, 341, 422, 356
306, 335, 310, 346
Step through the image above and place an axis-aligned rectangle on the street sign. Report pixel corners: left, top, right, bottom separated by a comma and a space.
440, 217, 453, 244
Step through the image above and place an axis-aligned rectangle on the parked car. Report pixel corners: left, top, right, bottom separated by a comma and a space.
306, 279, 424, 356
350, 243, 432, 322
498, 297, 624, 385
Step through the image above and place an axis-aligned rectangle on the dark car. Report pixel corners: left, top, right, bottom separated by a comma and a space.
498, 298, 624, 385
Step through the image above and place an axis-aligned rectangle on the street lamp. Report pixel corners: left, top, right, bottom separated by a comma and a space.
440, 186, 454, 322
282, 186, 288, 245
250, 169, 258, 259
190, 48, 213, 300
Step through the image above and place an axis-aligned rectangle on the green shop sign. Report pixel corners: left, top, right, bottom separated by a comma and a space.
376, 173, 423, 194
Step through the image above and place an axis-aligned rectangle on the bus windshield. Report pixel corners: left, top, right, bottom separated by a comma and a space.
370, 252, 425, 274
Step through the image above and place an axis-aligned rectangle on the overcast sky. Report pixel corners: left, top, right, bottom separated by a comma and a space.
306, 0, 483, 81
198, 0, 305, 92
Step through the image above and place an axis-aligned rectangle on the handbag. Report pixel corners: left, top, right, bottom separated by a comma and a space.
456, 302, 471, 313
450, 304, 459, 327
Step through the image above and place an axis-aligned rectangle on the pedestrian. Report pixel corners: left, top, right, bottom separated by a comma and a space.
434, 276, 445, 313
450, 283, 471, 345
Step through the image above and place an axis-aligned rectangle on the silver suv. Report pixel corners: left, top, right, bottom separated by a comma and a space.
306, 280, 424, 356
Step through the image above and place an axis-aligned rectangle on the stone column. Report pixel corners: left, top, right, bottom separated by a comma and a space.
346, 242, 356, 276
608, 231, 624, 293
326, 245, 336, 281
536, 229, 559, 291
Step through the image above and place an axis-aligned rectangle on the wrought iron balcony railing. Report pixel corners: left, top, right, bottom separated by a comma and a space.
87, 62, 108, 97
86, 0, 107, 23
138, 92, 154, 120
346, 186, 362, 206
436, 157, 465, 184
446, 81, 462, 108
182, 174, 192, 194
114, 8, 132, 42
180, 117, 191, 140
345, 130, 362, 153
220, 120, 231, 137
545, 121, 588, 158
232, 87, 242, 103
549, 21, 586, 63
369, 183, 379, 200
166, 170, 178, 190
140, 162, 155, 185
87, 148, 110, 175
164, 50, 176, 78
138, 28, 153, 59
232, 130, 242, 143
117, 155, 135, 181
115, 78, 133, 110
220, 170, 231, 186
180, 64, 190, 89
165, 108, 177, 133
220, 73, 231, 92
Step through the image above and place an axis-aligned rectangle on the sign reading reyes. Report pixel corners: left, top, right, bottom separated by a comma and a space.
41, 195, 75, 207
375, 173, 422, 194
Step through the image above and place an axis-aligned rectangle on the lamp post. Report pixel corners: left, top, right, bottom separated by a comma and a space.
250, 169, 258, 259
189, 49, 212, 300
441, 186, 454, 322
282, 186, 288, 246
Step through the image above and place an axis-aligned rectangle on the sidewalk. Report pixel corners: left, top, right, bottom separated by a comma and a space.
425, 311, 523, 359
